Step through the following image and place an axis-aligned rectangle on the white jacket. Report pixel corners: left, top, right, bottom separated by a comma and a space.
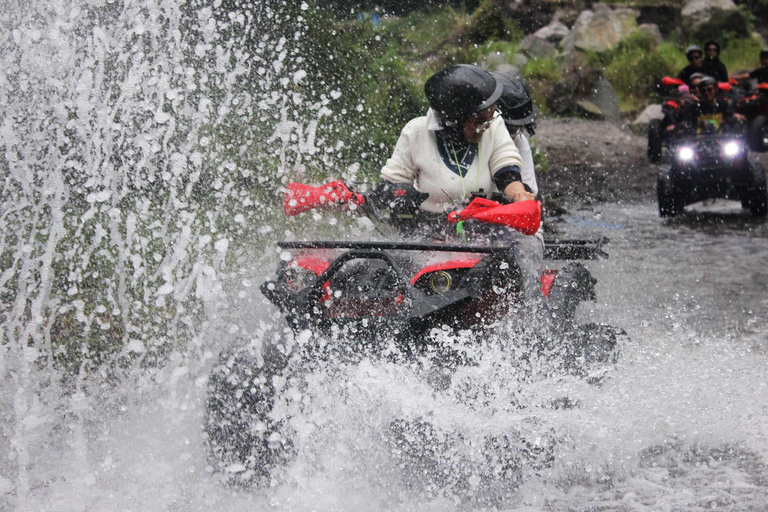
513, 133, 538, 197
380, 114, 523, 213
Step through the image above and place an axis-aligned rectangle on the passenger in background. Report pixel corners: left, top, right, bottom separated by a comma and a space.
702, 41, 729, 83
733, 50, 768, 85
678, 46, 705, 85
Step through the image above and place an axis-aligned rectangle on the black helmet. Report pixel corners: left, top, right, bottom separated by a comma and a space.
425, 65, 503, 125
699, 75, 717, 86
686, 45, 702, 60
490, 72, 537, 128
761, 50, 768, 59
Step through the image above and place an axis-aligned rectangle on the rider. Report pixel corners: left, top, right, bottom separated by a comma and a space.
377, 65, 544, 299
489, 71, 545, 297
489, 72, 540, 198
676, 75, 738, 134
732, 50, 768, 84
688, 73, 706, 100
678, 46, 705, 85
702, 41, 729, 83
378, 64, 530, 215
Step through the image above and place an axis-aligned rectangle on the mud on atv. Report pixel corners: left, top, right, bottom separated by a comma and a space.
204, 181, 626, 487
657, 132, 768, 217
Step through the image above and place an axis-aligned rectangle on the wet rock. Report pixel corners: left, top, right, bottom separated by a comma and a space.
481, 51, 508, 70
512, 53, 528, 69
494, 63, 520, 76
547, 67, 620, 121
553, 7, 581, 29
532, 20, 570, 43
561, 5, 639, 53
520, 34, 557, 60
631, 104, 664, 131
638, 23, 663, 45
577, 77, 620, 121
681, 0, 749, 39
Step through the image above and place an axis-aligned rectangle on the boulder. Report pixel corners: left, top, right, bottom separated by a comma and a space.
532, 20, 570, 43
494, 63, 520, 76
582, 76, 621, 121
637, 23, 663, 45
512, 53, 528, 69
553, 6, 581, 29
681, 0, 749, 39
482, 51, 508, 70
630, 104, 664, 131
546, 66, 620, 121
562, 5, 639, 53
520, 34, 558, 60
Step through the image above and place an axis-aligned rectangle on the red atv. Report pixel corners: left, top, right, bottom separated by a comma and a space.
204, 180, 625, 486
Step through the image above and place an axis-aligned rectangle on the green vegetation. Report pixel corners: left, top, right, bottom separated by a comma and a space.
586, 33, 685, 112
721, 36, 764, 74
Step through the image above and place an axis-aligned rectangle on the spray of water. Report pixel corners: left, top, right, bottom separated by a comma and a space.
0, 0, 343, 505
3, 1, 768, 510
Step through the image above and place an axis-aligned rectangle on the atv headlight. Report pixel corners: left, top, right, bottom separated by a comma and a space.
723, 141, 741, 157
677, 146, 695, 162
429, 271, 452, 293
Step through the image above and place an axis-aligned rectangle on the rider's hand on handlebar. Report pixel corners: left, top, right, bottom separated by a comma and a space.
504, 181, 536, 203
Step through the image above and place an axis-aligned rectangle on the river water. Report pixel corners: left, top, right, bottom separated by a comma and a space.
4, 201, 767, 511
2, 0, 768, 510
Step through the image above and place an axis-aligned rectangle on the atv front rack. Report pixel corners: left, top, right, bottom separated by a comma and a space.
278, 237, 609, 260
278, 241, 509, 254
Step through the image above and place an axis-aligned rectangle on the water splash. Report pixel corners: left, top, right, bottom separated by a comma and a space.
0, 0, 339, 504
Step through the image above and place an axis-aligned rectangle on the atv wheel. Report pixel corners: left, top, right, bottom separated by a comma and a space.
657, 172, 683, 217
566, 323, 626, 365
742, 162, 768, 218
204, 330, 295, 486
748, 116, 768, 153
647, 119, 664, 164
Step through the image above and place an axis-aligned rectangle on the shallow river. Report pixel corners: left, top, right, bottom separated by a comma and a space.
12, 199, 768, 512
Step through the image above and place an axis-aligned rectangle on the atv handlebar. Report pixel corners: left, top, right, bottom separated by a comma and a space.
283, 180, 541, 236
447, 197, 541, 236
284, 180, 365, 216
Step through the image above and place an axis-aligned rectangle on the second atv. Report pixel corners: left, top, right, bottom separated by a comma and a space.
657, 132, 767, 217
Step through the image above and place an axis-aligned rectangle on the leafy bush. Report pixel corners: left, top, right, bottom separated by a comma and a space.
591, 33, 684, 112
720, 35, 764, 74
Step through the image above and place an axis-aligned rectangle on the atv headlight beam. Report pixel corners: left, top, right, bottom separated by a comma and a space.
723, 141, 741, 157
677, 146, 695, 162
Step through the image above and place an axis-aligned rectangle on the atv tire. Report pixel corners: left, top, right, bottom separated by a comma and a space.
742, 162, 768, 218
657, 171, 683, 217
748, 116, 768, 153
648, 119, 664, 164
204, 330, 295, 486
